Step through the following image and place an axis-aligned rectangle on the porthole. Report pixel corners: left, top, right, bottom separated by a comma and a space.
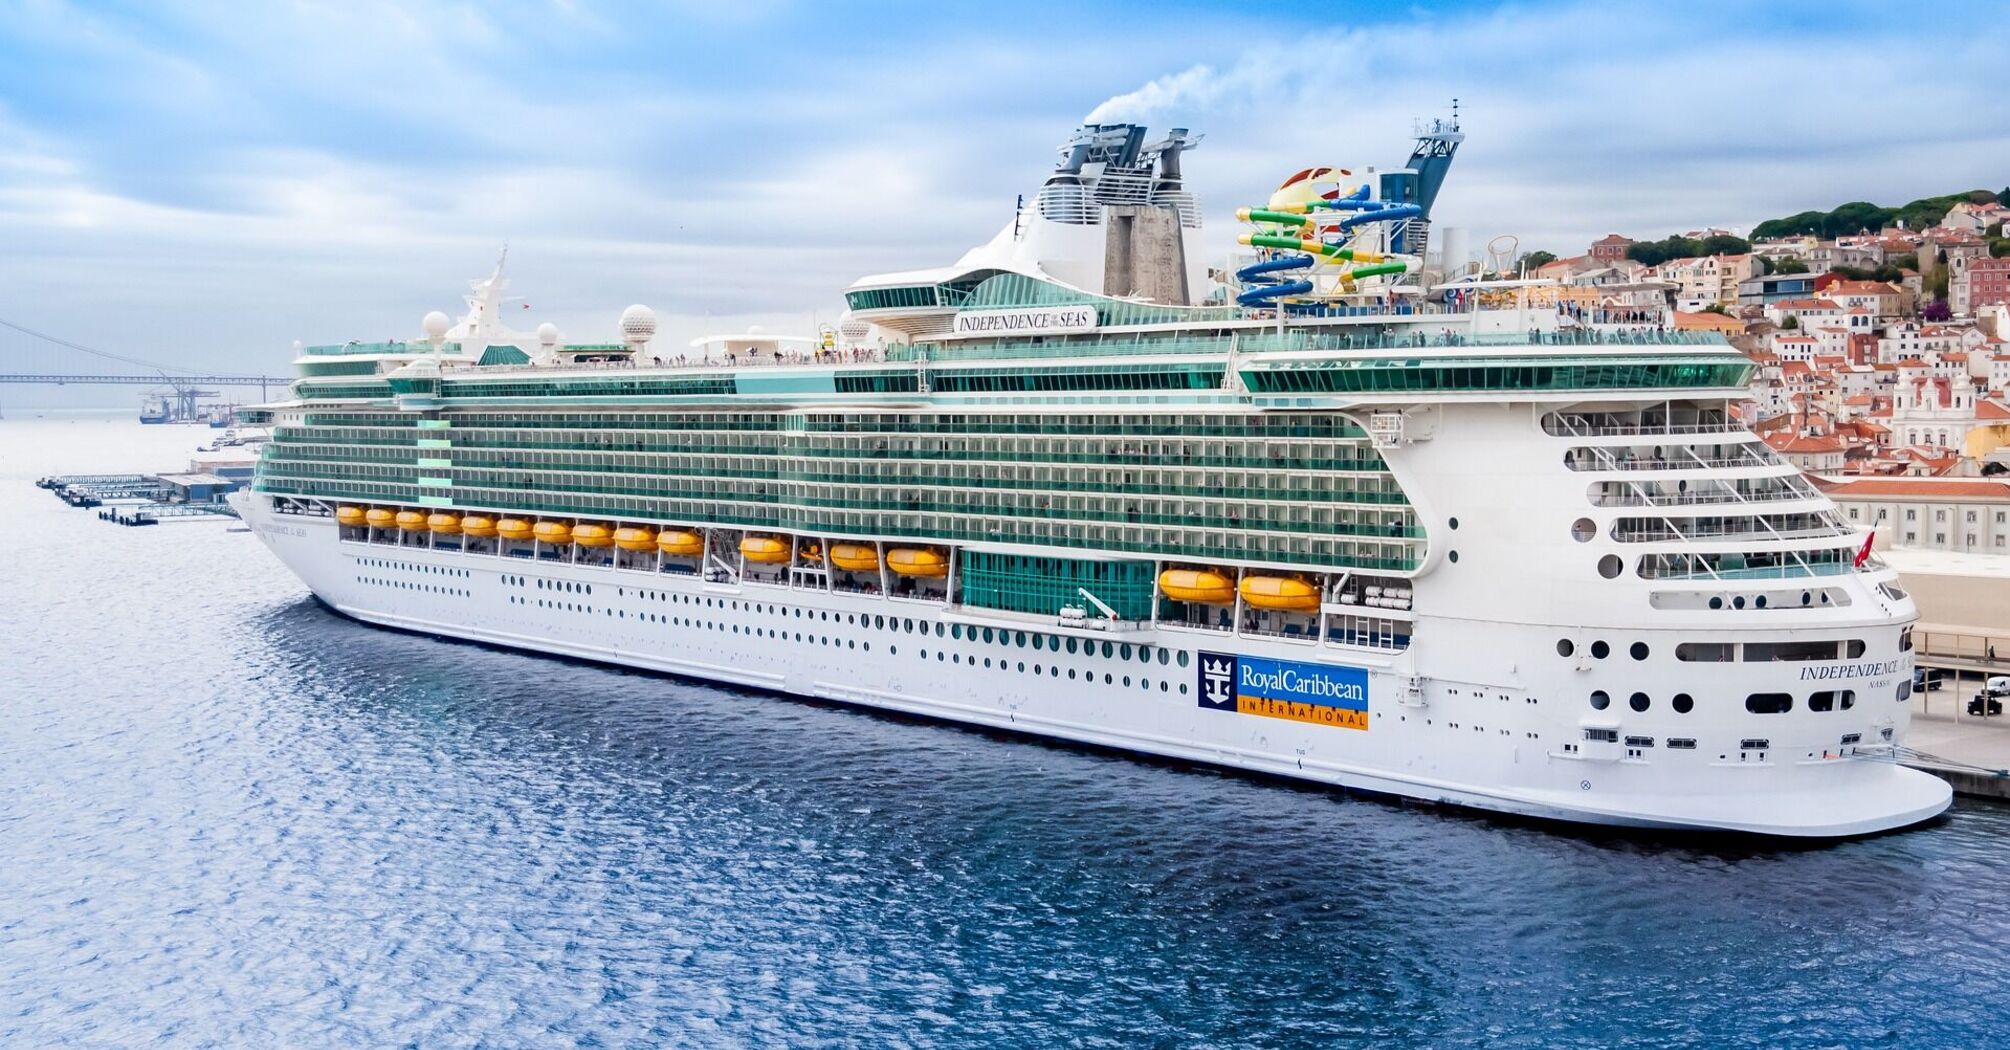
1629, 692, 1650, 713
1449, 550, 1460, 564
1158, 650, 1170, 666
1590, 690, 1611, 710
1176, 651, 1190, 668
1733, 596, 1746, 610
1557, 639, 1575, 658
1571, 518, 1596, 542
1597, 554, 1623, 579
1709, 596, 1723, 610
1675, 694, 1695, 714
1630, 642, 1649, 661
1067, 669, 1076, 680
1449, 517, 1460, 530
1590, 640, 1609, 659
1067, 638, 1078, 654
1755, 595, 1767, 609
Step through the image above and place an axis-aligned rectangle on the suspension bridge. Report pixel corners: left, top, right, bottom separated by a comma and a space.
0, 315, 291, 419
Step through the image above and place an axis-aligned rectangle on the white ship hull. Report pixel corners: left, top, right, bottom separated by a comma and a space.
237, 493, 1953, 838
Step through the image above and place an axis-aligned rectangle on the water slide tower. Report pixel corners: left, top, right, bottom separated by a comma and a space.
1376, 100, 1464, 259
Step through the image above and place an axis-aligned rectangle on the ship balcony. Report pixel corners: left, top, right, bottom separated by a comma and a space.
1563, 443, 1782, 473
1541, 408, 1744, 439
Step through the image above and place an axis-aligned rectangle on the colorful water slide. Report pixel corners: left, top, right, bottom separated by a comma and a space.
1235, 177, 1423, 306
1234, 253, 1315, 306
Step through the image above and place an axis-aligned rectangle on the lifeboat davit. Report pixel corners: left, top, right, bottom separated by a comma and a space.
426, 512, 461, 535
830, 543, 881, 572
887, 547, 949, 578
461, 515, 499, 538
496, 518, 533, 541
573, 523, 614, 548
657, 530, 703, 557
336, 505, 367, 526
613, 526, 657, 552
1239, 575, 1321, 612
740, 535, 790, 564
1159, 568, 1236, 605
395, 510, 428, 531
533, 520, 574, 545
365, 507, 395, 528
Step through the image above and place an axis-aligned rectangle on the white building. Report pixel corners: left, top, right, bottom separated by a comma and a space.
1825, 478, 2010, 552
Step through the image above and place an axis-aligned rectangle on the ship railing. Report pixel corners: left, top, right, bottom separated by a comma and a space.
465, 348, 889, 376
1589, 476, 1821, 508
1675, 442, 1818, 577
1608, 519, 1853, 543
1564, 447, 1782, 472
1542, 409, 1739, 438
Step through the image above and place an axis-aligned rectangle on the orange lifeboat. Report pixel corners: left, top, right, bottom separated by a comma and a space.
460, 515, 499, 538
365, 507, 396, 529
740, 535, 790, 564
613, 526, 657, 552
395, 510, 428, 531
426, 512, 461, 535
496, 518, 534, 541
533, 520, 574, 545
830, 543, 881, 572
572, 523, 614, 548
336, 505, 367, 526
657, 530, 703, 557
1158, 568, 1236, 605
1238, 575, 1321, 612
887, 548, 949, 578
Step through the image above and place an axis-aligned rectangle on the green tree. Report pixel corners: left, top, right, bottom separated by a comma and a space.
1775, 257, 1810, 274
1521, 250, 1557, 271
1781, 314, 1800, 329
1700, 234, 1753, 256
1826, 202, 1892, 237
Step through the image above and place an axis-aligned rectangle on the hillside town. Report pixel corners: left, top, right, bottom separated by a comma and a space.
1521, 196, 2010, 553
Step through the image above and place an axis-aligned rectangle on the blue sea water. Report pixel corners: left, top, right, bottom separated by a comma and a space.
3, 416, 2008, 1048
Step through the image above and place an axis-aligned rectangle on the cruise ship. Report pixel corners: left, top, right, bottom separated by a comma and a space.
232, 117, 1951, 837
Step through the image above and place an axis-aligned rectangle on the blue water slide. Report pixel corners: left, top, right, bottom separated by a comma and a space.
1337, 203, 1422, 230
1235, 253, 1315, 307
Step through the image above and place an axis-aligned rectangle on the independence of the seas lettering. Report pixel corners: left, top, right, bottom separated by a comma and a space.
1197, 652, 1370, 730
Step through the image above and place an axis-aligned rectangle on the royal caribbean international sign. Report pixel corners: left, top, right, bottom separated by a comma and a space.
950, 305, 1098, 337
1197, 651, 1370, 730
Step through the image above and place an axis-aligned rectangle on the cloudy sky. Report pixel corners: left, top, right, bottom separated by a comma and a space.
3, 0, 2007, 396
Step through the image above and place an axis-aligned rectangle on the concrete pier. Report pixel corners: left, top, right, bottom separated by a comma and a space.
1904, 696, 2010, 800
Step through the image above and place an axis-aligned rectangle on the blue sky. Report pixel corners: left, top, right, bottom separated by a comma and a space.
3, 0, 2008, 388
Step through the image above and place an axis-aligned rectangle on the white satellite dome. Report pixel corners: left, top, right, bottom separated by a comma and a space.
747, 324, 768, 335
620, 304, 657, 344
536, 322, 560, 345
422, 310, 451, 340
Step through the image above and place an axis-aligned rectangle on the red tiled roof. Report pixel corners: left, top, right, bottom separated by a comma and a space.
1824, 478, 2010, 500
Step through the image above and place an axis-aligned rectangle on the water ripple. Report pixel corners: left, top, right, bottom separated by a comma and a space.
2, 420, 2007, 1047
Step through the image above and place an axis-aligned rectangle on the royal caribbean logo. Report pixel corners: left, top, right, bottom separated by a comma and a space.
1197, 651, 1370, 731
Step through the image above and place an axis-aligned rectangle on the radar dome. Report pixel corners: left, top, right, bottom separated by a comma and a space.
536, 322, 559, 345
747, 324, 768, 335
620, 304, 657, 344
422, 310, 451, 340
